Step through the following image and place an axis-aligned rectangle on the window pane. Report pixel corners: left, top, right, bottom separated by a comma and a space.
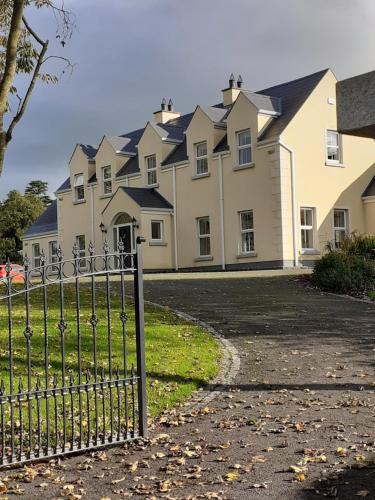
103, 166, 111, 179
301, 229, 314, 249
197, 158, 208, 175
199, 236, 211, 256
148, 170, 157, 185
104, 180, 112, 194
241, 232, 254, 253
327, 131, 338, 146
76, 185, 85, 200
238, 147, 251, 165
238, 130, 250, 146
151, 221, 162, 240
199, 217, 209, 235
334, 229, 346, 248
74, 174, 84, 187
147, 156, 156, 170
334, 209, 345, 228
241, 211, 253, 230
196, 142, 207, 157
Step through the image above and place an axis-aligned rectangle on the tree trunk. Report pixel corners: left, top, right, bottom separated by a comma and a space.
0, 0, 26, 176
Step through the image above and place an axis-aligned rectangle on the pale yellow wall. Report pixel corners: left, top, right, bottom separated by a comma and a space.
141, 212, 174, 269
364, 200, 375, 234
22, 233, 58, 264
282, 70, 375, 263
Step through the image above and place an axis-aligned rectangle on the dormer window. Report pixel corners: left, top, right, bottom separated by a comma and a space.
236, 129, 252, 166
195, 142, 208, 175
146, 155, 157, 186
102, 166, 112, 195
326, 130, 342, 164
74, 173, 85, 201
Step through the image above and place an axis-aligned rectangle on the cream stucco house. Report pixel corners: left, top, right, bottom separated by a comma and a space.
22, 69, 375, 271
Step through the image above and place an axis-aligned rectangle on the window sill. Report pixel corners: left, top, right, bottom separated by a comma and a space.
73, 199, 86, 205
236, 252, 257, 259
233, 162, 255, 171
300, 249, 320, 255
194, 255, 213, 262
325, 161, 345, 168
192, 172, 210, 180
149, 241, 167, 246
147, 183, 159, 189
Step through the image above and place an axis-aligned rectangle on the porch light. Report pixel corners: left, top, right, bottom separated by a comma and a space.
132, 217, 139, 229
99, 222, 107, 234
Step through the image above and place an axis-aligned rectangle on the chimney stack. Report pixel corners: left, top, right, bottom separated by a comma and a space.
153, 97, 180, 124
222, 73, 244, 106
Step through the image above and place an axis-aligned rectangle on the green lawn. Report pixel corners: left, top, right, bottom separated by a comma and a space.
369, 290, 375, 301
0, 282, 220, 418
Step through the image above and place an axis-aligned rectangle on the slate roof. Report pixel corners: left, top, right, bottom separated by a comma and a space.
213, 134, 229, 153
23, 200, 58, 238
362, 176, 375, 197
161, 137, 187, 166
257, 69, 329, 141
242, 91, 282, 115
116, 155, 140, 177
111, 127, 145, 155
151, 122, 185, 142
122, 187, 173, 209
80, 144, 97, 159
56, 177, 71, 193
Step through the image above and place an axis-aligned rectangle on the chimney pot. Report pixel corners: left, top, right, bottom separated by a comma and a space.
237, 74, 243, 88
229, 73, 235, 88
168, 99, 173, 112
161, 98, 167, 111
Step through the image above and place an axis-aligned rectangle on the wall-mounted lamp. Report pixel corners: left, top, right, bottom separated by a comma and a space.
132, 217, 139, 229
99, 222, 107, 234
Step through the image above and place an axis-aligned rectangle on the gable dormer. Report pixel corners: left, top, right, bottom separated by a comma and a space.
68, 143, 97, 202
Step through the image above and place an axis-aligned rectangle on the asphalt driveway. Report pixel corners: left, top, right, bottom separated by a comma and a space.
2, 276, 375, 499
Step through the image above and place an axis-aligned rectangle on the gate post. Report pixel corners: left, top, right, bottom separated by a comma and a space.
133, 236, 148, 438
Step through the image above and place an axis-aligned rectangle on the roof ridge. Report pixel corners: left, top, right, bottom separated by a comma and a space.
258, 68, 330, 94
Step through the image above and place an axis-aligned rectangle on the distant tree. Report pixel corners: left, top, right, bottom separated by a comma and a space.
0, 0, 75, 175
0, 189, 44, 262
25, 179, 51, 206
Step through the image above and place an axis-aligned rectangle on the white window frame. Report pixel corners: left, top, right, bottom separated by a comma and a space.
32, 243, 41, 268
195, 141, 208, 176
75, 234, 86, 270
102, 165, 112, 195
326, 129, 342, 164
333, 208, 349, 249
300, 207, 315, 251
49, 240, 58, 264
150, 220, 164, 242
239, 210, 255, 254
146, 155, 157, 186
197, 216, 211, 257
236, 129, 252, 167
74, 173, 85, 201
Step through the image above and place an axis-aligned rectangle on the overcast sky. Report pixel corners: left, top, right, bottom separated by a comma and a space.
1, 0, 374, 199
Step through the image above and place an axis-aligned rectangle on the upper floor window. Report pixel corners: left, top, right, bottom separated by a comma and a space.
74, 173, 85, 201
197, 216, 211, 256
151, 220, 163, 242
326, 130, 342, 163
333, 209, 348, 248
239, 210, 254, 254
236, 129, 252, 166
146, 155, 157, 186
300, 207, 314, 250
195, 142, 208, 175
102, 166, 112, 195
32, 243, 41, 268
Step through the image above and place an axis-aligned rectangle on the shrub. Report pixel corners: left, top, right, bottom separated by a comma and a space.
312, 251, 375, 294
326, 232, 375, 260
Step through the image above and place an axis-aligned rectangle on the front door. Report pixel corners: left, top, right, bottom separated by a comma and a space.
114, 223, 133, 253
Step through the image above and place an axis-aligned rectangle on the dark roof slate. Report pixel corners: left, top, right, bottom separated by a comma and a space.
258, 69, 329, 141
116, 155, 140, 177
23, 200, 58, 238
56, 177, 71, 192
122, 187, 173, 209
363, 176, 375, 197
161, 137, 188, 166
214, 134, 229, 153
80, 144, 97, 159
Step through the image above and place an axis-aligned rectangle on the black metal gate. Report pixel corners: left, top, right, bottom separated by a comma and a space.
0, 237, 147, 467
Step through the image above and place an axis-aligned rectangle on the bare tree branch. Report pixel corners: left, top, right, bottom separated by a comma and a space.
22, 15, 45, 46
